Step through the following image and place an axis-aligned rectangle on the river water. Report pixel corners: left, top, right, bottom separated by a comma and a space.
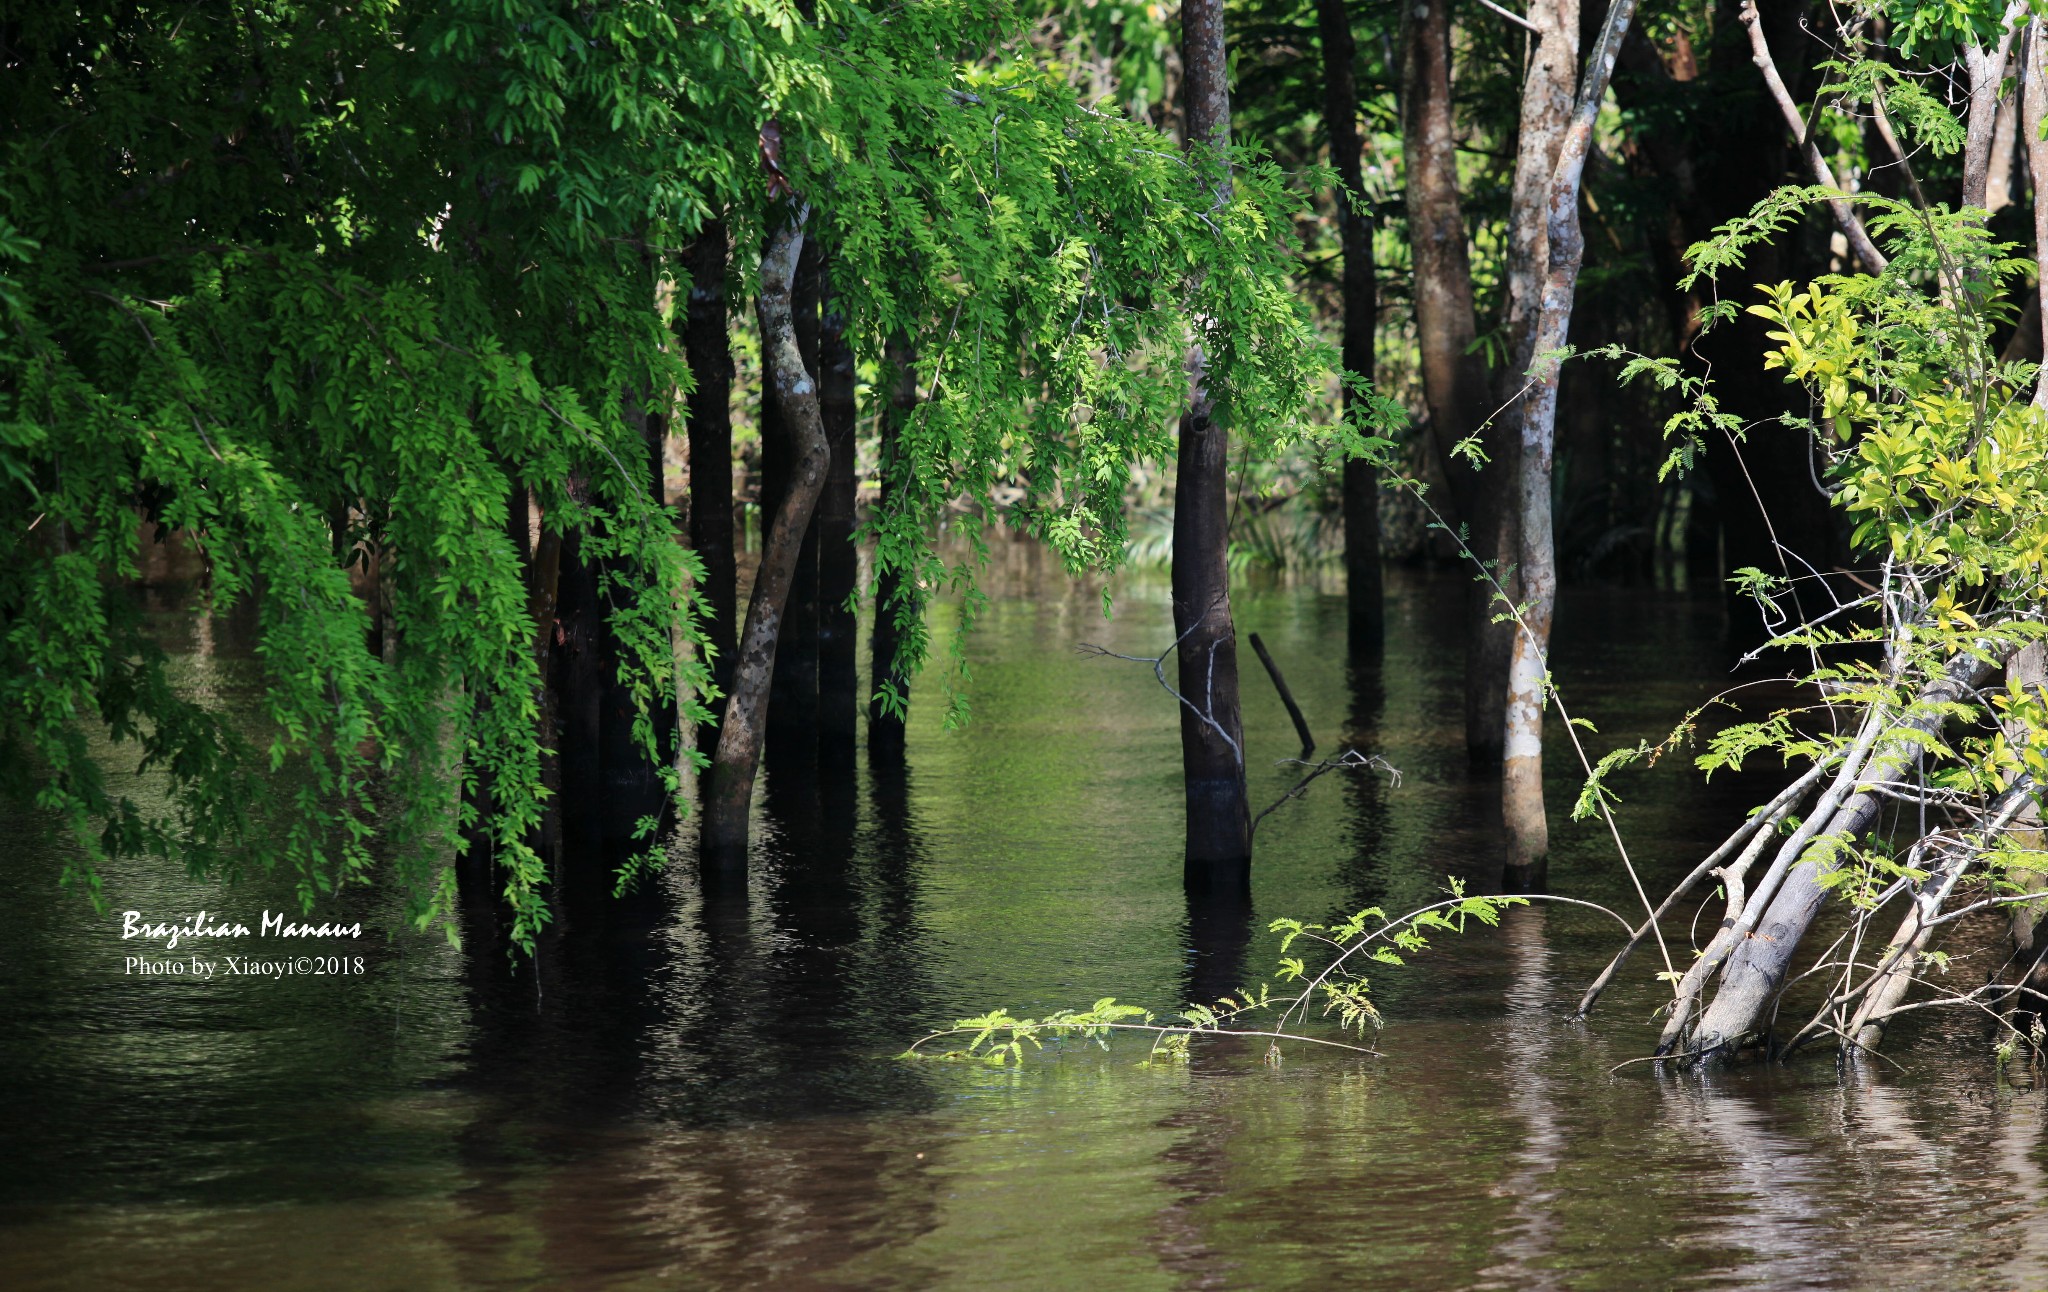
4, 557, 2045, 1290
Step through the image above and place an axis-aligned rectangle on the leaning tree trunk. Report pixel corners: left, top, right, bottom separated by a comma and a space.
1684, 650, 2004, 1060
817, 253, 860, 765
1400, 0, 1508, 766
1315, 0, 1383, 654
868, 335, 918, 766
1495, 0, 1580, 888
1175, 0, 1253, 891
760, 231, 824, 758
686, 219, 737, 762
703, 208, 830, 859
1501, 0, 1638, 881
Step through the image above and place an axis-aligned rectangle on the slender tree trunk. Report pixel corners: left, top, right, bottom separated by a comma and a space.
1401, 0, 1507, 764
1497, 0, 1581, 886
1176, 0, 1252, 890
760, 232, 823, 756
686, 220, 737, 758
1501, 0, 1638, 881
1316, 0, 1383, 654
703, 209, 830, 860
817, 253, 860, 763
2026, 20, 2048, 407
868, 335, 918, 766
529, 513, 563, 862
1963, 4, 2029, 212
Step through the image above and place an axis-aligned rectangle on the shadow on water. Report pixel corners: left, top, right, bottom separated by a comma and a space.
9, 568, 2048, 1290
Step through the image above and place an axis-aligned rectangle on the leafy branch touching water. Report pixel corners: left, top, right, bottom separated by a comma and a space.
902, 886, 1636, 1067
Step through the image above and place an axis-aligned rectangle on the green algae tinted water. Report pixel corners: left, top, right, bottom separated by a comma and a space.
4, 562, 2044, 1291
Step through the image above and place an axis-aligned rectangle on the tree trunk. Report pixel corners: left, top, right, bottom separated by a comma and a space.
2026, 19, 2048, 407
1176, 0, 1252, 891
1501, 0, 1638, 882
1315, 0, 1383, 655
1686, 651, 2003, 1059
1497, 0, 1582, 887
817, 252, 860, 764
702, 209, 830, 860
868, 335, 918, 766
685, 220, 737, 757
760, 231, 823, 758
1962, 5, 2029, 212
1400, 0, 1507, 764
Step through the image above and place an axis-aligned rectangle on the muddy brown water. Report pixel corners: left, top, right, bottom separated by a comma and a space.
4, 563, 2045, 1290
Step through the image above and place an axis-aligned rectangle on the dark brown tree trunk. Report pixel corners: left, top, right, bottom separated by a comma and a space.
685, 220, 737, 760
529, 512, 564, 863
868, 336, 917, 767
1401, 0, 1508, 765
1176, 0, 1252, 892
1316, 0, 1383, 655
554, 528, 605, 854
817, 252, 860, 764
703, 209, 831, 861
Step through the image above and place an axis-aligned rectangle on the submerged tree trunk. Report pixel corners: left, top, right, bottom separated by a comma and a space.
1175, 0, 1252, 891
1683, 652, 2003, 1060
817, 254, 860, 764
686, 220, 737, 760
1400, 0, 1507, 765
1497, 0, 1581, 888
703, 208, 830, 860
1315, 0, 1382, 655
1501, 0, 1637, 882
868, 336, 918, 767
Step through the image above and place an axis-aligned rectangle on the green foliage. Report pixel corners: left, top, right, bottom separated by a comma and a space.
5, 1, 1375, 947
907, 884, 1529, 1067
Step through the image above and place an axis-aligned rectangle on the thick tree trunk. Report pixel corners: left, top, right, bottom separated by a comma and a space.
1176, 0, 1252, 890
685, 221, 737, 755
1498, 0, 1583, 887
868, 336, 917, 766
702, 209, 830, 860
1686, 651, 2002, 1060
1400, 0, 1507, 764
1315, 0, 1383, 654
817, 254, 860, 764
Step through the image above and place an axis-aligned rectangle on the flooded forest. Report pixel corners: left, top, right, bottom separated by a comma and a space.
11, 1, 2048, 1287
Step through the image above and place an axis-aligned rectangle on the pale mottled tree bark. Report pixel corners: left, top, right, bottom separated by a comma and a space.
703, 209, 829, 859
1501, 0, 1639, 878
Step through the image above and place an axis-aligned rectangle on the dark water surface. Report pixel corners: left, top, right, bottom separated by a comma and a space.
5, 561, 2046, 1290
